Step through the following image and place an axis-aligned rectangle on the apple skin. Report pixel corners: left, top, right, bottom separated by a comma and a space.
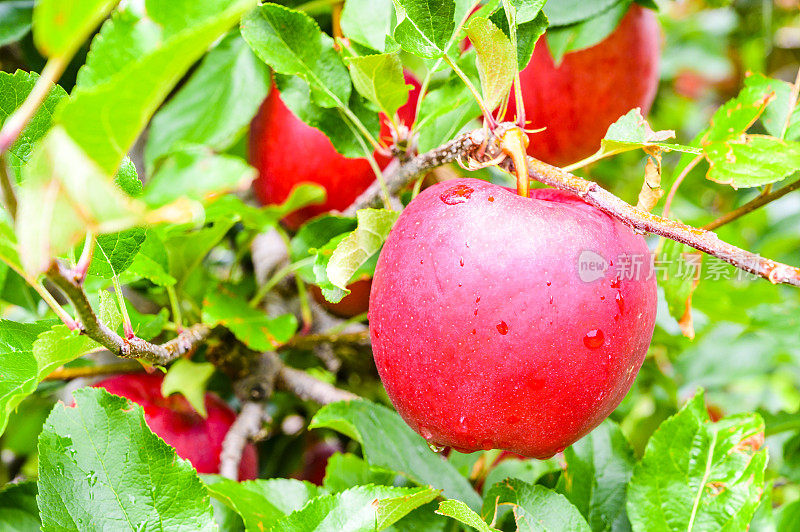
368, 179, 657, 458
92, 374, 258, 480
249, 74, 421, 229
506, 5, 660, 166
310, 278, 372, 318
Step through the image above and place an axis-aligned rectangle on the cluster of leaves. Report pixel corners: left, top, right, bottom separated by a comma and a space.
0, 0, 799, 530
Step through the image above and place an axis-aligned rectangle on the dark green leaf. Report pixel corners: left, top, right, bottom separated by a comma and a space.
204, 184, 326, 231
164, 218, 236, 286
490, 8, 548, 70
202, 288, 298, 349
482, 479, 591, 531
146, 33, 271, 170
37, 387, 217, 531
542, 0, 622, 27
0, 69, 67, 182
627, 391, 767, 531
483, 457, 561, 498
273, 73, 380, 158
323, 453, 396, 492
0, 481, 40, 531
0, 1, 33, 46
545, 1, 628, 63
241, 3, 351, 108
393, 0, 456, 58
704, 136, 800, 189
88, 227, 147, 279
310, 400, 482, 510
205, 476, 323, 531
274, 484, 439, 531
121, 229, 175, 287
744, 73, 800, 141
557, 419, 635, 531
290, 214, 357, 283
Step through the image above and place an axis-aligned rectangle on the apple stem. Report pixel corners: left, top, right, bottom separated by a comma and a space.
499, 127, 530, 197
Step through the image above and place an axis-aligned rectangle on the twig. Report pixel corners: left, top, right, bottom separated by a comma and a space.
345, 122, 800, 287
277, 366, 358, 403
46, 260, 211, 364
524, 158, 800, 286
44, 360, 144, 381
219, 401, 269, 480
280, 330, 370, 350
663, 154, 703, 218
344, 129, 485, 214
704, 178, 800, 231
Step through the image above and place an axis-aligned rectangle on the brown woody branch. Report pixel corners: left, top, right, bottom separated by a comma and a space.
219, 401, 269, 480
46, 260, 210, 365
345, 123, 800, 288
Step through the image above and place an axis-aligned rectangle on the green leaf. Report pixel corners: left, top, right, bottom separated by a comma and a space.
33, 323, 98, 378
542, 0, 621, 27
340, 0, 395, 52
274, 485, 439, 531
545, 1, 628, 63
323, 453, 396, 492
98, 289, 122, 332
310, 399, 482, 510
0, 69, 67, 182
121, 229, 176, 287
482, 479, 591, 531
743, 73, 800, 140
204, 184, 326, 232
273, 73, 381, 158
32, 0, 118, 57
436, 499, 500, 532
346, 52, 409, 118
627, 391, 767, 532
322, 208, 399, 303
599, 108, 701, 157
489, 8, 548, 70
483, 457, 562, 498
142, 147, 256, 208
0, 319, 54, 435
202, 288, 298, 350
114, 157, 143, 197
0, 481, 40, 531
145, 33, 271, 171
290, 214, 357, 283
0, 216, 22, 272
658, 237, 701, 338
241, 3, 351, 109
556, 419, 635, 531
37, 387, 217, 531
162, 358, 215, 417
416, 52, 481, 152
164, 218, 236, 286
16, 127, 144, 274
503, 0, 547, 24
704, 135, 800, 188
205, 476, 323, 531
703, 81, 776, 145
393, 0, 456, 58
88, 227, 147, 279
464, 16, 516, 112
56, 0, 255, 174
0, 1, 33, 46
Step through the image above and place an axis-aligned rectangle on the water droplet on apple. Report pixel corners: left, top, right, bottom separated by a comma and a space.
615, 292, 625, 315
506, 414, 521, 424
428, 443, 446, 453
459, 257, 464, 267
610, 276, 621, 289
600, 295, 605, 301
420, 259, 424, 264
549, 296, 554, 305
471, 329, 476, 334
488, 196, 495, 202
496, 321, 509, 335
546, 281, 552, 286
440, 184, 474, 205
475, 296, 481, 303
583, 329, 604, 349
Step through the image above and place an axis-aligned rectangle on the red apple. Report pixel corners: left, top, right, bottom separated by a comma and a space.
249, 74, 421, 229
505, 5, 660, 166
368, 179, 657, 458
92, 373, 258, 480
310, 278, 372, 318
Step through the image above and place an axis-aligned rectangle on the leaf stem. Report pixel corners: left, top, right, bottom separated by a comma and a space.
0, 255, 76, 327
167, 285, 183, 332
0, 55, 68, 156
74, 232, 95, 282
704, 177, 800, 231
342, 109, 393, 209
111, 275, 134, 339
779, 66, 800, 140
442, 54, 495, 127
250, 256, 315, 308
561, 149, 615, 173
663, 154, 703, 219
